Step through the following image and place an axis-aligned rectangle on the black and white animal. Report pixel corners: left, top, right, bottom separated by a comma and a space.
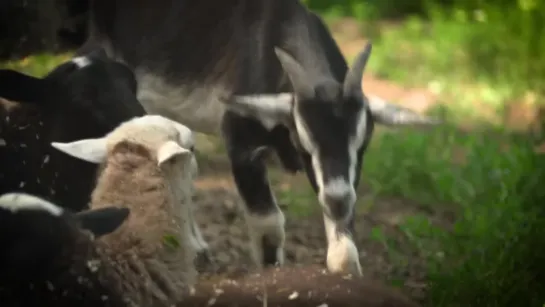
0, 192, 131, 307
51, 114, 199, 306
0, 52, 209, 264
79, 0, 439, 275
0, 49, 145, 211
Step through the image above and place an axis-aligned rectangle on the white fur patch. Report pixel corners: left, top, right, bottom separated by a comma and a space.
244, 211, 286, 267
319, 177, 356, 221
227, 93, 293, 131
323, 214, 362, 276
135, 71, 229, 136
71, 56, 92, 68
188, 217, 209, 252
0, 193, 63, 216
348, 106, 368, 186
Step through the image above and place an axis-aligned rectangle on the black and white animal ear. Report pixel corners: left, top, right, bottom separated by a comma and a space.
75, 207, 130, 237
51, 138, 108, 164
223, 93, 294, 130
346, 42, 440, 126
220, 46, 321, 130
366, 94, 441, 126
157, 140, 192, 167
0, 69, 52, 103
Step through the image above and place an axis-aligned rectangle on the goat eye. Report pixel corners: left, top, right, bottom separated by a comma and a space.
189, 146, 195, 152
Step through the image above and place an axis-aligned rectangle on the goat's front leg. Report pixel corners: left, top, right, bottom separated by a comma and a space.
225, 148, 285, 268
222, 112, 286, 268
301, 158, 362, 276
322, 209, 362, 276
185, 160, 212, 271
188, 206, 213, 271
230, 157, 286, 267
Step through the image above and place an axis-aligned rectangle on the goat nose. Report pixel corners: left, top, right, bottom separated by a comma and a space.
323, 192, 354, 219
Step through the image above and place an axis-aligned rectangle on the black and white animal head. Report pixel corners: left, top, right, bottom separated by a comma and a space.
224, 43, 439, 218
0, 48, 145, 143
0, 192, 129, 278
50, 115, 197, 176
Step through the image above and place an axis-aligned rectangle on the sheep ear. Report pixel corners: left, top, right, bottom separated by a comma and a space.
157, 140, 191, 167
75, 207, 130, 237
51, 138, 107, 164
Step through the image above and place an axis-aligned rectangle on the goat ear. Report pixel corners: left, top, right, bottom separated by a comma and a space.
157, 140, 191, 167
366, 95, 441, 126
75, 207, 130, 237
51, 138, 108, 164
223, 93, 293, 130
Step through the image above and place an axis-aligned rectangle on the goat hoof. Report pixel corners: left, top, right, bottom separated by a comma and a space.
194, 249, 214, 273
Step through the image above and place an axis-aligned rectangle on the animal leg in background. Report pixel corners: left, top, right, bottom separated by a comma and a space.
223, 113, 286, 268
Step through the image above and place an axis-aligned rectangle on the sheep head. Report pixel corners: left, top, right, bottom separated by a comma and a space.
50, 115, 197, 176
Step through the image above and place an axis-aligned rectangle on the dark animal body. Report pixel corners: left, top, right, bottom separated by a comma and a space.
0, 193, 131, 307
80, 0, 438, 275
0, 50, 146, 211
0, 192, 420, 307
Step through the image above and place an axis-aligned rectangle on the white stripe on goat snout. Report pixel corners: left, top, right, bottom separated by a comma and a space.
71, 56, 92, 68
320, 177, 356, 220
348, 107, 368, 187
0, 193, 63, 216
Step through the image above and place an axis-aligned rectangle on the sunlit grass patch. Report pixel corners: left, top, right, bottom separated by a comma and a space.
1, 52, 73, 77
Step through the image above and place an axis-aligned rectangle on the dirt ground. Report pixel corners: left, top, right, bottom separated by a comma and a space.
190, 149, 452, 302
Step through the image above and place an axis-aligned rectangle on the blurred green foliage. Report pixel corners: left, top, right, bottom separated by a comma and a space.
304, 0, 545, 102
303, 1, 545, 306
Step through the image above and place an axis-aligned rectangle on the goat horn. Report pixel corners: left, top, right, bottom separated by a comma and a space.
343, 42, 372, 97
274, 47, 315, 98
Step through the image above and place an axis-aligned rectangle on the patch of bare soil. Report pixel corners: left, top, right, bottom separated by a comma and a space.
192, 159, 451, 302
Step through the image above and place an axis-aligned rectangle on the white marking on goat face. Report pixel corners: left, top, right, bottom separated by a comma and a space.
71, 56, 92, 68
292, 103, 368, 218
0, 193, 63, 216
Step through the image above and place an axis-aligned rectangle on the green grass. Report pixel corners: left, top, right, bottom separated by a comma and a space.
0, 52, 73, 77
316, 4, 545, 304
362, 16, 540, 126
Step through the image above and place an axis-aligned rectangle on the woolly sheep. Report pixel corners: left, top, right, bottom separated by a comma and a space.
0, 192, 421, 307
0, 192, 130, 307
51, 114, 200, 307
